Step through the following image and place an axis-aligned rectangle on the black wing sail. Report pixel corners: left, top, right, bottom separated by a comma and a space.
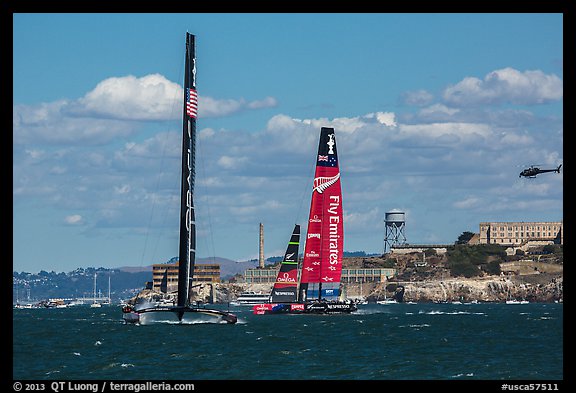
270, 224, 300, 303
177, 32, 198, 308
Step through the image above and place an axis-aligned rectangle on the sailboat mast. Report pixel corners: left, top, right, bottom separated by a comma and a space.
177, 32, 198, 308
93, 273, 97, 304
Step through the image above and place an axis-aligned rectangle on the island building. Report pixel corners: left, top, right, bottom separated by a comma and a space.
387, 221, 562, 256
478, 221, 562, 246
242, 266, 396, 284
150, 221, 561, 289
150, 262, 221, 292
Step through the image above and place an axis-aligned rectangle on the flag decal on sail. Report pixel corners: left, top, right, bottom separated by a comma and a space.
186, 88, 198, 118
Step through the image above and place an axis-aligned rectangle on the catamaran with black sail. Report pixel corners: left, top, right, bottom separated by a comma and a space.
253, 127, 357, 315
122, 33, 237, 325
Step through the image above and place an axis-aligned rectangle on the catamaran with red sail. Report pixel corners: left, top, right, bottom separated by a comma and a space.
253, 127, 357, 315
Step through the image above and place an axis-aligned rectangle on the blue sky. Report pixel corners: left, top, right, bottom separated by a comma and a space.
13, 13, 563, 273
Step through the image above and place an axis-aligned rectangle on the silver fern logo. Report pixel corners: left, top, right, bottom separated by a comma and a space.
313, 173, 340, 194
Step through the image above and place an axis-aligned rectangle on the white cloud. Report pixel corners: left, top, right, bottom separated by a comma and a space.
398, 122, 493, 143
247, 96, 278, 109
13, 74, 279, 147
200, 96, 277, 117
72, 74, 277, 120
343, 207, 382, 230
114, 185, 131, 194
418, 104, 460, 118
73, 74, 182, 120
13, 67, 562, 264
500, 132, 533, 146
217, 155, 248, 169
375, 112, 397, 127
267, 112, 396, 134
13, 101, 137, 145
453, 197, 482, 209
443, 67, 563, 106
401, 89, 435, 106
64, 214, 83, 225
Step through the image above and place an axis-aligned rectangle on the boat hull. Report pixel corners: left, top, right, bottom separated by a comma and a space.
253, 301, 357, 315
122, 305, 237, 325
230, 292, 271, 306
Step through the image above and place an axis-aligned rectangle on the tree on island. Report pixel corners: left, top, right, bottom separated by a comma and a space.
455, 231, 475, 244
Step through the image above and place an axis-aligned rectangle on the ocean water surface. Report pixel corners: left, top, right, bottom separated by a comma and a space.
13, 302, 563, 381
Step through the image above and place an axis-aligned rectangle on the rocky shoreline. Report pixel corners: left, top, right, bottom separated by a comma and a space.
128, 251, 563, 305
181, 271, 562, 305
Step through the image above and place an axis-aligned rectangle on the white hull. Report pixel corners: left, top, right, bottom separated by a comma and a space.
377, 299, 398, 305
230, 298, 270, 306
123, 306, 237, 325
231, 292, 270, 306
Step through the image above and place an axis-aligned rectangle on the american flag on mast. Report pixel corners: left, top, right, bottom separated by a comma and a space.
186, 88, 198, 118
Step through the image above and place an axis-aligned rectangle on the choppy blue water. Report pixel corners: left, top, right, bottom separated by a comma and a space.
13, 302, 563, 381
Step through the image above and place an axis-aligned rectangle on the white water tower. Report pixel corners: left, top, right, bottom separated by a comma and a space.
384, 210, 407, 253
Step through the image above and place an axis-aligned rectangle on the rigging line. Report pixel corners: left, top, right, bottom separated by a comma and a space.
294, 146, 317, 229
140, 126, 171, 267
195, 125, 218, 262
141, 47, 186, 267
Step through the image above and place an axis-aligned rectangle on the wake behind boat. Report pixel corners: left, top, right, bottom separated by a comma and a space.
122, 32, 236, 325
253, 128, 357, 315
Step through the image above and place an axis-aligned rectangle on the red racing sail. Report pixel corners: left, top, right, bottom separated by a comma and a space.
299, 127, 344, 301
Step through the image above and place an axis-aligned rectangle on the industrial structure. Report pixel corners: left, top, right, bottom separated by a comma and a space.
383, 210, 407, 253
259, 222, 265, 268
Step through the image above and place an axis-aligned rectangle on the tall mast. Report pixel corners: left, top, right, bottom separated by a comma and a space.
93, 273, 97, 304
177, 32, 198, 308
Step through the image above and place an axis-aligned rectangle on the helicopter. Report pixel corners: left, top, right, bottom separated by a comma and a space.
519, 164, 562, 178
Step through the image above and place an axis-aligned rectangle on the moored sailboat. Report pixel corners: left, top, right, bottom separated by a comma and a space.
90, 273, 102, 308
253, 127, 356, 315
122, 33, 237, 325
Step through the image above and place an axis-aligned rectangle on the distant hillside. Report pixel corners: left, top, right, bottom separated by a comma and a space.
208, 257, 259, 279
13, 252, 380, 303
117, 256, 260, 279
116, 265, 152, 273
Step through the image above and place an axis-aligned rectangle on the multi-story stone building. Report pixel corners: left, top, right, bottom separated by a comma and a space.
479, 221, 563, 246
151, 262, 221, 292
